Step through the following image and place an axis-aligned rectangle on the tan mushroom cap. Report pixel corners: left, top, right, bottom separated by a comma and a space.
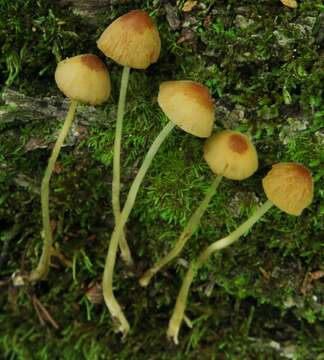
97, 10, 161, 69
157, 80, 215, 138
262, 163, 313, 216
203, 130, 258, 180
55, 54, 111, 105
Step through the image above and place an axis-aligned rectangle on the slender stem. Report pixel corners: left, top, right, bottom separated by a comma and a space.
29, 100, 78, 282
140, 175, 223, 287
103, 120, 175, 336
112, 66, 134, 268
167, 199, 273, 344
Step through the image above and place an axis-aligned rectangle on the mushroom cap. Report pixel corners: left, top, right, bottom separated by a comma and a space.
55, 54, 111, 105
97, 10, 161, 69
203, 130, 258, 180
157, 80, 215, 138
262, 163, 313, 216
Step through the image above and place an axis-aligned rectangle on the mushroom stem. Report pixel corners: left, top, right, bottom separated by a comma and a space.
139, 175, 223, 287
167, 199, 273, 345
103, 120, 175, 336
29, 100, 78, 282
112, 65, 134, 268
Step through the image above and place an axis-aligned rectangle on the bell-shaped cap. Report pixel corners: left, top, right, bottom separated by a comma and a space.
157, 80, 214, 138
55, 54, 111, 105
203, 130, 258, 180
262, 163, 313, 216
97, 10, 161, 69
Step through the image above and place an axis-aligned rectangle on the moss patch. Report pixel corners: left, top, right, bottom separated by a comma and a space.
1, 0, 323, 359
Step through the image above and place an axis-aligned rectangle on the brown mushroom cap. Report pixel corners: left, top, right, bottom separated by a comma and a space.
203, 130, 258, 180
55, 54, 111, 105
262, 163, 313, 216
157, 80, 215, 138
97, 10, 161, 69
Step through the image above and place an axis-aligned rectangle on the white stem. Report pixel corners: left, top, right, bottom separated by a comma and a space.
167, 200, 273, 344
29, 100, 78, 282
103, 120, 176, 336
112, 66, 134, 267
139, 175, 223, 287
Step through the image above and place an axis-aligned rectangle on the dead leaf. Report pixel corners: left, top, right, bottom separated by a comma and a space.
280, 0, 298, 9
24, 138, 46, 152
183, 0, 197, 12
50, 220, 57, 233
203, 15, 212, 28
300, 270, 324, 294
259, 267, 271, 281
309, 270, 324, 281
87, 234, 97, 242
54, 162, 64, 174
85, 282, 103, 304
73, 125, 88, 140
177, 28, 196, 44
165, 4, 181, 30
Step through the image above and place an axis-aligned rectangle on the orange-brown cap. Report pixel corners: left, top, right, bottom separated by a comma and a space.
203, 131, 258, 180
262, 163, 313, 216
97, 10, 161, 69
55, 54, 111, 105
157, 80, 215, 138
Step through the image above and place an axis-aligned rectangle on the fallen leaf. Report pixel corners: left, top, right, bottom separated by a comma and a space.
87, 234, 97, 242
309, 270, 324, 281
177, 28, 196, 44
73, 125, 88, 140
50, 220, 57, 233
183, 0, 197, 12
203, 14, 212, 28
85, 282, 103, 304
300, 270, 324, 294
280, 0, 298, 9
24, 138, 46, 152
259, 267, 271, 281
165, 4, 181, 30
54, 162, 64, 174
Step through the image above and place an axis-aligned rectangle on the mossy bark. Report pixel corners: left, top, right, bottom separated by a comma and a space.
0, 0, 323, 359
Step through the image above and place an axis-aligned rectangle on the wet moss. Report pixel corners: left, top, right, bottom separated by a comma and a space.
1, 0, 323, 359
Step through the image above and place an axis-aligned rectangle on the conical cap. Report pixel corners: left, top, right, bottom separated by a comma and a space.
55, 54, 111, 105
97, 10, 161, 69
158, 80, 215, 138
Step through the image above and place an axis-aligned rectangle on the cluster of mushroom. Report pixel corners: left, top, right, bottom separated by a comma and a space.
25, 9, 314, 344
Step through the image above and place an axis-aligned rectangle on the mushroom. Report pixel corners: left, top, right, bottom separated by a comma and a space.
97, 10, 161, 267
102, 80, 215, 336
97, 10, 161, 70
28, 54, 111, 282
139, 130, 258, 287
157, 81, 214, 138
167, 162, 313, 344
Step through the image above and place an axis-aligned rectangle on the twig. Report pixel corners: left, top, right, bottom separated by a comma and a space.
31, 295, 60, 329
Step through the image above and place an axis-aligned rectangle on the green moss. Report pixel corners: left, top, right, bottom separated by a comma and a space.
1, 0, 323, 359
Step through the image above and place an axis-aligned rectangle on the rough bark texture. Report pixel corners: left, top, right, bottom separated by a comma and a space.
57, 0, 134, 20
1, 88, 108, 128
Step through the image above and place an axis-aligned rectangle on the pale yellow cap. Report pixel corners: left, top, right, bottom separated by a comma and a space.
157, 80, 215, 138
203, 130, 258, 180
55, 54, 111, 105
97, 10, 161, 69
280, 0, 298, 9
262, 163, 313, 216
